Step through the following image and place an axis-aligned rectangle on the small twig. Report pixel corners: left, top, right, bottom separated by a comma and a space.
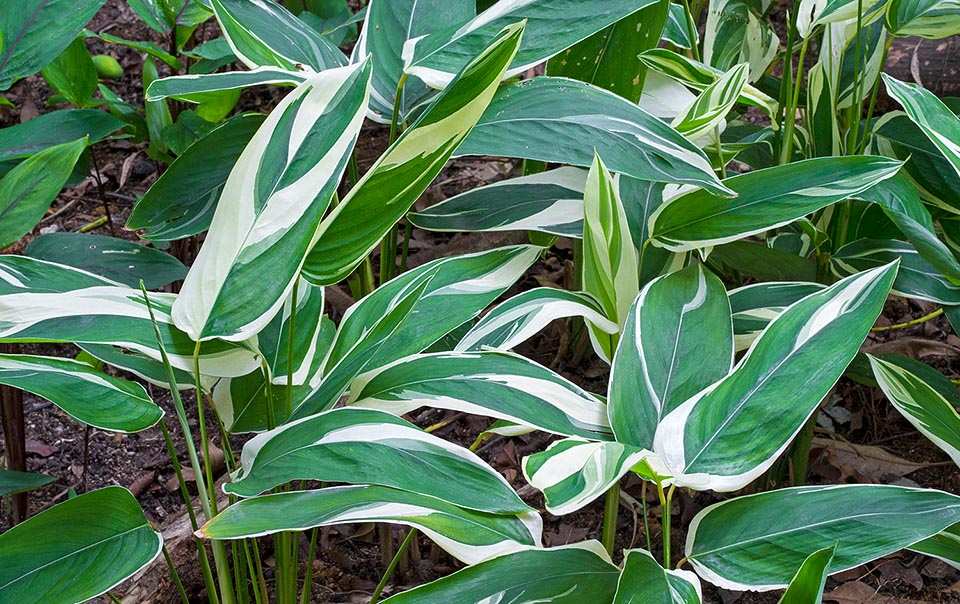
871, 308, 943, 332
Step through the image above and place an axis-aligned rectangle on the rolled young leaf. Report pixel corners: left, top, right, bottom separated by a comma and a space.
870, 355, 960, 466
302, 22, 525, 285
348, 350, 612, 440
609, 264, 733, 450
203, 484, 542, 565
670, 63, 749, 143
381, 542, 620, 604
456, 77, 731, 196
455, 287, 617, 352
0, 486, 162, 604
402, 0, 655, 89
686, 485, 960, 590
0, 354, 161, 433
172, 61, 371, 342
649, 156, 903, 252
778, 545, 836, 604
654, 262, 898, 491
226, 407, 529, 514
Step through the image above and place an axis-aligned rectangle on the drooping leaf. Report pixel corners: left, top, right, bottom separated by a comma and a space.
127, 113, 265, 241
456, 77, 731, 196
886, 0, 960, 37
0, 470, 56, 497
671, 63, 749, 143
0, 138, 86, 249
883, 74, 960, 180
654, 262, 898, 491
381, 543, 620, 604
227, 407, 529, 514
727, 281, 826, 351
79, 343, 211, 392
408, 167, 586, 238
402, 0, 655, 89
172, 62, 370, 342
302, 22, 525, 285
0, 110, 121, 163
0, 486, 162, 604
0, 0, 107, 90
649, 156, 903, 252
609, 264, 733, 450
146, 67, 304, 102
25, 233, 186, 289
348, 350, 612, 440
686, 485, 960, 590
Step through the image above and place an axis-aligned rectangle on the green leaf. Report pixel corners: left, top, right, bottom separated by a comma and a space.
728, 281, 826, 351
686, 485, 960, 590
408, 167, 586, 238
302, 22, 525, 285
831, 239, 960, 305
870, 355, 960, 466
671, 63, 749, 143
227, 407, 529, 515
0, 0, 106, 91
348, 350, 612, 440
883, 74, 960, 180
0, 470, 56, 497
609, 264, 732, 450
97, 32, 183, 70
403, 0, 656, 89
355, 0, 474, 123
40, 37, 98, 107
886, 0, 960, 37
211, 0, 346, 71
0, 353, 161, 432
0, 486, 162, 604
142, 57, 173, 161
664, 3, 697, 49
711, 240, 818, 282
127, 113, 265, 241
777, 545, 837, 604
456, 77, 731, 196
615, 548, 702, 604
146, 67, 305, 102
547, 3, 670, 103
655, 262, 898, 491
79, 343, 211, 391
650, 156, 903, 252
381, 543, 620, 604
0, 110, 120, 163
204, 485, 541, 565
523, 438, 658, 515
0, 138, 86, 249
455, 287, 617, 352
0, 255, 260, 378
910, 524, 960, 568
25, 232, 186, 289
172, 62, 371, 342
582, 153, 639, 361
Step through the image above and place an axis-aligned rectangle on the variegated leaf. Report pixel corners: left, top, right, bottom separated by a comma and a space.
457, 77, 731, 196
79, 343, 215, 392
831, 239, 960, 305
302, 22, 524, 285
408, 167, 587, 238
609, 265, 733, 450
615, 548, 702, 604
910, 524, 960, 569
455, 287, 617, 352
703, 0, 778, 81
210, 0, 347, 71
348, 350, 612, 440
204, 485, 541, 565
146, 67, 305, 102
886, 0, 960, 37
807, 63, 841, 157
353, 0, 475, 123
686, 485, 960, 590
883, 74, 960, 180
583, 154, 639, 363
291, 245, 540, 421
226, 407, 528, 514
671, 63, 749, 144
172, 62, 370, 342
639, 49, 777, 115
728, 282, 826, 351
401, 0, 654, 89
649, 156, 903, 252
654, 263, 898, 491
799, 0, 886, 37
0, 256, 259, 378
870, 356, 960, 466
0, 354, 161, 433
523, 438, 662, 515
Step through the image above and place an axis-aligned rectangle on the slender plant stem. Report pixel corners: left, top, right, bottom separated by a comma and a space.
680, 0, 701, 62
400, 220, 413, 273
847, 0, 866, 152
159, 423, 200, 531
658, 482, 675, 566
301, 528, 320, 604
601, 483, 621, 557
232, 540, 249, 604
163, 544, 191, 604
249, 539, 270, 604
780, 34, 810, 165
872, 307, 943, 331
242, 540, 264, 604
641, 482, 653, 555
857, 34, 894, 155
286, 278, 300, 418
777, 7, 796, 152
791, 407, 821, 486
193, 342, 217, 513
108, 592, 122, 604
389, 73, 409, 146
370, 528, 418, 604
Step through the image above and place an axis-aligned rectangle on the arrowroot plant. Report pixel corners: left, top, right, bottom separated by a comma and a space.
2, 0, 960, 603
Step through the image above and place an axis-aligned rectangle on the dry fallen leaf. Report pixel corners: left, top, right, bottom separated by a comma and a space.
824, 581, 893, 604
811, 437, 931, 483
